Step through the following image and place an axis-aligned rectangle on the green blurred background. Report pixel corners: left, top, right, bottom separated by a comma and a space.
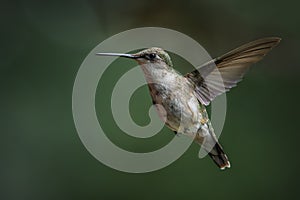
2, 0, 300, 199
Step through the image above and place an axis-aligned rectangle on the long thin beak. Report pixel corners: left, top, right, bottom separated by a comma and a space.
96, 52, 138, 59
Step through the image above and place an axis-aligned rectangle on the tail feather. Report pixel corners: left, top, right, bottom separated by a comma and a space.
208, 142, 231, 170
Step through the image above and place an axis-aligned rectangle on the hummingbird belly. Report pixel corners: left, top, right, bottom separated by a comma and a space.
147, 73, 202, 136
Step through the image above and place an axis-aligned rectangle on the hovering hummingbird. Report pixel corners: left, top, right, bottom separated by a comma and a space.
96, 37, 281, 170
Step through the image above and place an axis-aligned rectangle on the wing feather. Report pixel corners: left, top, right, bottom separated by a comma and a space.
185, 37, 281, 105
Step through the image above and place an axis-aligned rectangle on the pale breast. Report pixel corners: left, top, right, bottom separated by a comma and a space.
144, 67, 202, 135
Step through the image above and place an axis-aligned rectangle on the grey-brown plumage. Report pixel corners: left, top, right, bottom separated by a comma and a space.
96, 37, 281, 170
185, 37, 281, 105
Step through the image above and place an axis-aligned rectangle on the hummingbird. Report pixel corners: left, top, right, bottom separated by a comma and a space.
96, 37, 281, 170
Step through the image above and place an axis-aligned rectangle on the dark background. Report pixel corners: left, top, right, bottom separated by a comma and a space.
2, 0, 300, 199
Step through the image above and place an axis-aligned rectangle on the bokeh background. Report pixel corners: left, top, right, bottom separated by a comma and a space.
2, 0, 300, 199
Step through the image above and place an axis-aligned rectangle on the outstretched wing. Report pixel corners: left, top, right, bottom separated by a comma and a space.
185, 37, 281, 106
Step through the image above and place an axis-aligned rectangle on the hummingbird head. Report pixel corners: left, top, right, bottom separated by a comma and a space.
96, 47, 173, 68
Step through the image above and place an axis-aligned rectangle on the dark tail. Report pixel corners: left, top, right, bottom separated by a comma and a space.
208, 142, 231, 170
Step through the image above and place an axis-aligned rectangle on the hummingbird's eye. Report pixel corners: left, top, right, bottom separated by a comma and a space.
148, 53, 156, 60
